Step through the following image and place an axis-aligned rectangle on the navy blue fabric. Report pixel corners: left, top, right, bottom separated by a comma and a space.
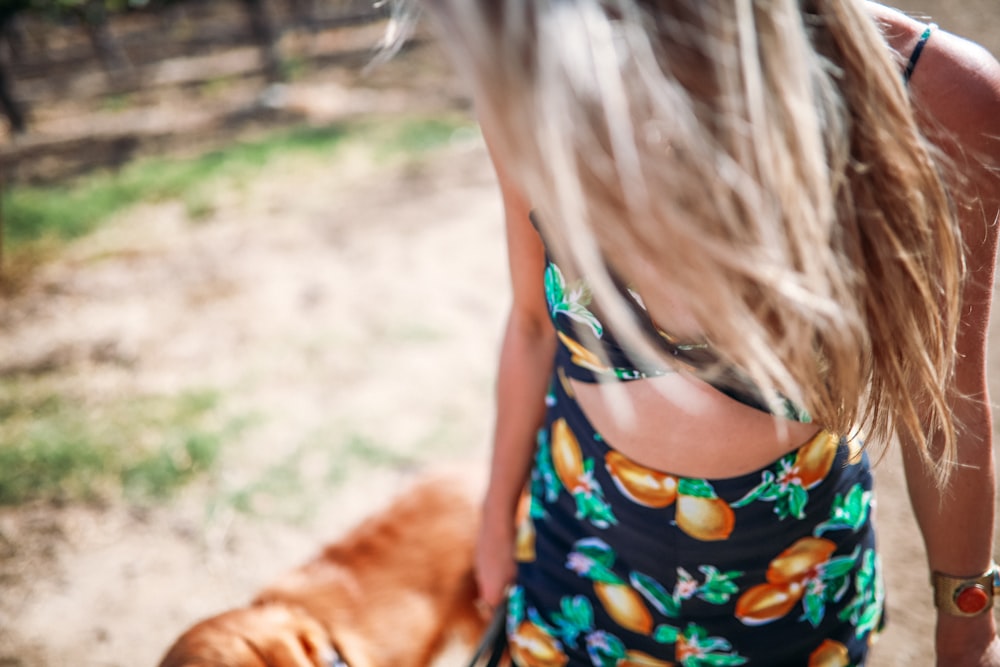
506, 366, 885, 666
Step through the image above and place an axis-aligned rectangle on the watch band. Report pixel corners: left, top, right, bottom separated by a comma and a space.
931, 563, 999, 617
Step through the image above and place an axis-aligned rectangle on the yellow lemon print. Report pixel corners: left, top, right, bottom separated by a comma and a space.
794, 431, 839, 489
556, 365, 576, 398
766, 536, 837, 584
808, 639, 851, 667
734, 580, 801, 626
551, 418, 585, 491
846, 436, 864, 465
514, 491, 536, 562
557, 330, 611, 374
605, 451, 678, 508
675, 494, 735, 541
619, 649, 676, 666
514, 491, 535, 563
509, 620, 570, 667
594, 581, 654, 635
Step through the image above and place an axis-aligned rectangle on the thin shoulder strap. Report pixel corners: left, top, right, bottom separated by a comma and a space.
903, 23, 937, 84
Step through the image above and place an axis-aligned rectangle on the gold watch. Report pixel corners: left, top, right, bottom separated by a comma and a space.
932, 563, 999, 617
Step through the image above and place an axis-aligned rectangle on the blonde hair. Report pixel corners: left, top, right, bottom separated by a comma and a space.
415, 0, 966, 481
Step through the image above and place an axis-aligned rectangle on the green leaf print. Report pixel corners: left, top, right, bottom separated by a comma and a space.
571, 459, 618, 528
638, 565, 743, 612
653, 624, 681, 644
573, 537, 615, 568
730, 470, 779, 507
677, 623, 748, 667
698, 566, 742, 605
838, 548, 884, 639
732, 457, 812, 520
544, 263, 566, 307
677, 478, 719, 499
584, 563, 623, 585
823, 552, 860, 580
544, 263, 603, 338
585, 630, 627, 667
527, 490, 546, 520
857, 602, 882, 636
695, 655, 750, 667
551, 595, 594, 648
573, 489, 618, 528
567, 538, 626, 585
801, 586, 826, 628
631, 571, 682, 617
780, 399, 812, 424
533, 427, 561, 503
781, 484, 809, 520
507, 586, 526, 630
527, 607, 562, 641
814, 484, 872, 536
826, 575, 852, 604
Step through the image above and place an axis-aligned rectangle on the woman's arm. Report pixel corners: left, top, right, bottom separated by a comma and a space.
899, 24, 1000, 667
475, 130, 558, 608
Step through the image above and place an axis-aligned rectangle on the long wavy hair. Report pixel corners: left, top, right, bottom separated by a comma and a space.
409, 0, 967, 481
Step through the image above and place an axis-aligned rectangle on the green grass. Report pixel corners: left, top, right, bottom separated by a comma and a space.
0, 385, 244, 506
208, 430, 418, 523
375, 117, 473, 159
2, 114, 476, 251
0, 113, 477, 506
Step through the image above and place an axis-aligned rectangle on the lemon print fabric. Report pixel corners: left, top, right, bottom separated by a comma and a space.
508, 371, 884, 665
544, 261, 665, 382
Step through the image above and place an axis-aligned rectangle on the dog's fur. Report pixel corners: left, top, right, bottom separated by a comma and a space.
158, 472, 487, 667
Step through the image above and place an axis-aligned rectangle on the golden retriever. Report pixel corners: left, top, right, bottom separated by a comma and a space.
157, 471, 487, 667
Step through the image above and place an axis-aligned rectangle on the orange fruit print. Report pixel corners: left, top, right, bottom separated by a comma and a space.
551, 418, 586, 491
593, 581, 654, 634
605, 451, 678, 508
808, 639, 851, 667
509, 620, 570, 667
734, 536, 839, 626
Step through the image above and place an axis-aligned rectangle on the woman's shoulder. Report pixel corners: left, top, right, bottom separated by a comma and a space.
870, 3, 1000, 142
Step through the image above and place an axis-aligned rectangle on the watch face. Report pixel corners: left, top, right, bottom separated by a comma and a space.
934, 565, 997, 617
955, 583, 992, 615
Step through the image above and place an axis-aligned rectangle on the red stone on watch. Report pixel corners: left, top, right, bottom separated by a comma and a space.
932, 563, 999, 617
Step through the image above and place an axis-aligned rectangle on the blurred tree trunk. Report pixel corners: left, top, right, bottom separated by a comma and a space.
0, 8, 26, 135
1, 13, 26, 65
0, 168, 5, 282
0, 63, 25, 135
240, 0, 285, 83
286, 0, 318, 32
74, 1, 133, 83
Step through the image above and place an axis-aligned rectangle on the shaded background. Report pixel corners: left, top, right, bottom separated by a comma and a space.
0, 1, 998, 665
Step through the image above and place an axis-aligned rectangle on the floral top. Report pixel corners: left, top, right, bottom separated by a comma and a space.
535, 219, 811, 423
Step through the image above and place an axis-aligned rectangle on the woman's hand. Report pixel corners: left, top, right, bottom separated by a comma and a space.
937, 636, 1000, 666
474, 498, 517, 612
936, 613, 1000, 666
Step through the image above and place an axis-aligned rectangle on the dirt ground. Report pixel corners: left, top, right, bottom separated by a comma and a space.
1, 3, 1000, 666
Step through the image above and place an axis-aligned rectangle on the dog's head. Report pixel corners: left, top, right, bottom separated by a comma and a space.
157, 603, 349, 667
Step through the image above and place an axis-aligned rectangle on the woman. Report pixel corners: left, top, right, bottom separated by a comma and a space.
416, 1, 1000, 664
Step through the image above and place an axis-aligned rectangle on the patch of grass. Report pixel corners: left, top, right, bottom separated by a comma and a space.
375, 116, 477, 160
2, 123, 353, 248
208, 429, 418, 522
2, 115, 477, 253
215, 447, 311, 521
0, 386, 243, 506
342, 433, 416, 468
280, 55, 310, 81
101, 93, 132, 112
324, 432, 417, 488
198, 75, 239, 99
